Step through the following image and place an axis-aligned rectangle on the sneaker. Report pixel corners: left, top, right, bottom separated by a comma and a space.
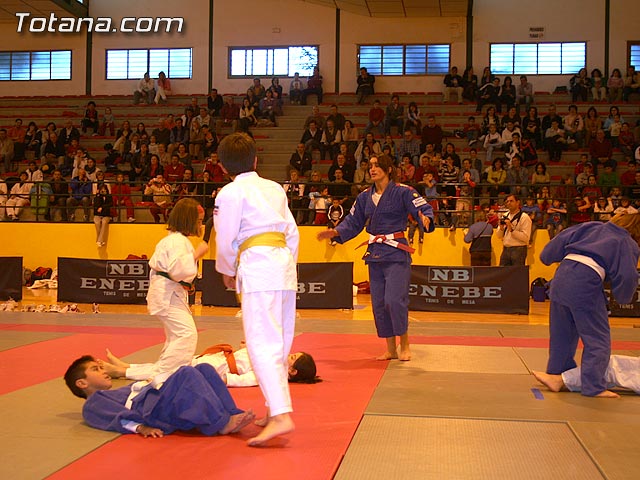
127, 217, 136, 223
92, 303, 100, 314
34, 304, 46, 313
83, 215, 89, 222
449, 225, 456, 232
48, 304, 62, 313
69, 214, 75, 222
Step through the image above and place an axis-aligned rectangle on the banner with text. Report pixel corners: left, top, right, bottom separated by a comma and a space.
409, 265, 530, 314
607, 272, 640, 317
0, 257, 23, 301
201, 261, 353, 309
58, 257, 149, 304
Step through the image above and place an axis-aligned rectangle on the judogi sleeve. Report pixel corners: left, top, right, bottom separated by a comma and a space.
82, 387, 145, 434
164, 236, 198, 283
402, 186, 435, 233
225, 371, 259, 387
334, 195, 368, 244
540, 224, 578, 265
609, 237, 640, 304
213, 188, 242, 276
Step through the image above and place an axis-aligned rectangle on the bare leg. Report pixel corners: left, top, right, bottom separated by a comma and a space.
219, 410, 256, 435
398, 332, 411, 361
247, 412, 295, 447
376, 337, 398, 360
532, 371, 566, 392
594, 390, 620, 398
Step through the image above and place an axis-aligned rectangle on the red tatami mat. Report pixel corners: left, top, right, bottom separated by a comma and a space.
0, 331, 165, 395
48, 333, 388, 480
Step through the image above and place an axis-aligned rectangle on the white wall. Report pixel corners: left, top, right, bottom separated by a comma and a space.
610, 0, 640, 71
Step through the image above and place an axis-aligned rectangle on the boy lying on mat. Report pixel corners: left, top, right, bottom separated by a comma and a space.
101, 344, 321, 387
64, 356, 255, 438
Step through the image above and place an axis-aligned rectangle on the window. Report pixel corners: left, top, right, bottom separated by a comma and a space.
228, 46, 318, 78
106, 48, 192, 80
628, 42, 640, 71
490, 42, 586, 75
358, 44, 450, 76
0, 50, 71, 81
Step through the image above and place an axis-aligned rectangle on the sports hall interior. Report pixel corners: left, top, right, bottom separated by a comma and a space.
1, 0, 640, 479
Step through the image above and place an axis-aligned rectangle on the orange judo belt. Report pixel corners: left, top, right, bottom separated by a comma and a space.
196, 343, 239, 374
356, 232, 415, 254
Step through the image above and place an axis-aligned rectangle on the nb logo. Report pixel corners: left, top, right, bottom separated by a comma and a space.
106, 262, 148, 277
428, 268, 473, 284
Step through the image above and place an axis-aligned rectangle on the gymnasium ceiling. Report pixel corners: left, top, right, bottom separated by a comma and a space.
301, 0, 470, 17
0, 0, 86, 22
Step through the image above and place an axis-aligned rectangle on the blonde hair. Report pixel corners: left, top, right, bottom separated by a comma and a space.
610, 213, 640, 246
167, 198, 202, 236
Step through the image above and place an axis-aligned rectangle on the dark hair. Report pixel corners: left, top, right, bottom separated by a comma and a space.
373, 154, 397, 181
64, 355, 95, 398
217, 132, 257, 176
289, 352, 322, 384
167, 198, 202, 236
535, 161, 547, 174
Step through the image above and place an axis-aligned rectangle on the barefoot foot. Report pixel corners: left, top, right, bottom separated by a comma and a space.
376, 351, 398, 361
532, 371, 565, 392
254, 416, 269, 427
594, 390, 620, 398
398, 347, 411, 361
247, 414, 294, 447
219, 410, 256, 435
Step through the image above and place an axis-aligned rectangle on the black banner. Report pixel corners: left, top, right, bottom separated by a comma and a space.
607, 272, 640, 317
58, 257, 149, 304
201, 260, 353, 309
0, 257, 23, 301
409, 265, 530, 314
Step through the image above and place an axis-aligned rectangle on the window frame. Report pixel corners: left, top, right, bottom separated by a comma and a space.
105, 48, 193, 80
227, 45, 320, 79
489, 42, 587, 75
627, 41, 640, 71
356, 43, 451, 76
0, 50, 72, 81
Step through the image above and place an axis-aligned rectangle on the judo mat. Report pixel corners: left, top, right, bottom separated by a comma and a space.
334, 415, 604, 480
46, 333, 388, 480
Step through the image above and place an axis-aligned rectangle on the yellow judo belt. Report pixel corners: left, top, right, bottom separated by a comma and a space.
239, 231, 286, 253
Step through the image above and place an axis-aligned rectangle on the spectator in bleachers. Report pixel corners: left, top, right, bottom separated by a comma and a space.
384, 95, 404, 134
623, 66, 640, 101
174, 167, 197, 202
438, 154, 459, 197
609, 186, 623, 209
506, 155, 529, 199
405, 101, 421, 134
582, 175, 603, 206
382, 134, 396, 159
114, 120, 133, 155
341, 120, 359, 154
182, 107, 196, 130
70, 147, 88, 179
545, 198, 567, 239
42, 132, 65, 169
607, 68, 624, 102
111, 173, 135, 222
459, 157, 480, 184
154, 71, 172, 104
196, 107, 212, 133
589, 129, 613, 171
477, 77, 502, 113
301, 120, 323, 156
23, 121, 41, 159
289, 73, 304, 105
501, 121, 521, 156
576, 161, 594, 187
442, 142, 461, 168
462, 67, 478, 102
326, 104, 346, 131
67, 168, 91, 222
563, 104, 584, 147
164, 154, 186, 184
545, 119, 567, 162
144, 174, 172, 223
259, 89, 280, 126
141, 154, 163, 184
619, 122, 636, 158
399, 154, 415, 183
541, 104, 563, 138
0, 128, 15, 174
570, 68, 590, 102
59, 120, 81, 151
5, 171, 32, 221
302, 66, 323, 105
521, 107, 544, 148
249, 78, 266, 103
98, 107, 115, 137
156, 142, 170, 168
463, 115, 480, 147
502, 106, 521, 129
584, 106, 601, 146
238, 98, 257, 133
39, 122, 57, 157
320, 119, 342, 161
169, 118, 189, 154
203, 152, 225, 183
516, 75, 534, 113
23, 160, 41, 183
443, 66, 463, 104
480, 66, 495, 87
338, 142, 356, 166
81, 101, 99, 136
85, 157, 100, 182
175, 142, 192, 168
189, 119, 204, 160
217, 96, 239, 133
467, 148, 482, 175
93, 184, 112, 247
150, 119, 171, 148
599, 162, 620, 193
499, 76, 516, 112
207, 89, 224, 118
421, 115, 444, 155
483, 123, 503, 163
201, 125, 217, 159
269, 77, 283, 101
328, 168, 351, 204
304, 105, 325, 130
614, 197, 638, 214
352, 158, 372, 194
197, 170, 217, 219
282, 169, 306, 225
133, 72, 155, 105
328, 153, 355, 183
365, 100, 385, 138
48, 169, 68, 222
355, 132, 382, 163
356, 67, 375, 104
8, 119, 25, 162
289, 143, 312, 176
531, 161, 550, 190
480, 106, 501, 139
486, 158, 507, 200
590, 69, 607, 101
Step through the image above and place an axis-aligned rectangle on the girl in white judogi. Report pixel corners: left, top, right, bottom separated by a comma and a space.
145, 198, 208, 385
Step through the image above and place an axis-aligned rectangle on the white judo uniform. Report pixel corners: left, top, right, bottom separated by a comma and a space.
146, 231, 199, 384
124, 347, 259, 387
214, 171, 299, 416
562, 355, 640, 394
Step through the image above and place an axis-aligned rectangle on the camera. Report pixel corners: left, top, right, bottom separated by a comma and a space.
499, 214, 509, 225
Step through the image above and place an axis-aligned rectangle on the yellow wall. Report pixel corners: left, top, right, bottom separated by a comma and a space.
0, 224, 558, 283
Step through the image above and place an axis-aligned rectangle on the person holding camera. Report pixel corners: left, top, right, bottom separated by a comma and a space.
144, 174, 173, 223
496, 193, 532, 266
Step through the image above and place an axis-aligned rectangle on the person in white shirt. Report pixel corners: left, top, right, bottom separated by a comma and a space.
496, 193, 532, 265
5, 171, 33, 220
133, 72, 156, 105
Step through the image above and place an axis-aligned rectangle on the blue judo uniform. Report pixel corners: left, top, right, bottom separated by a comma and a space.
334, 182, 434, 337
540, 221, 639, 396
83, 364, 244, 435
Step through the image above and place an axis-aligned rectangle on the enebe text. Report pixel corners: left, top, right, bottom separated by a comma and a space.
16, 13, 184, 33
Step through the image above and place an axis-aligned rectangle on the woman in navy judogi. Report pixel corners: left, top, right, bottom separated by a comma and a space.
318, 154, 434, 361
